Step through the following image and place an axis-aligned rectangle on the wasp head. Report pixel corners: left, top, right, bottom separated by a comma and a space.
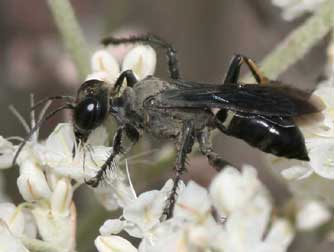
73, 79, 110, 143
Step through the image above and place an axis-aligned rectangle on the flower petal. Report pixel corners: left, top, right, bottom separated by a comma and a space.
99, 219, 124, 235
309, 141, 334, 179
17, 161, 51, 202
95, 235, 138, 252
50, 178, 73, 216
209, 166, 265, 215
123, 179, 174, 236
258, 218, 294, 252
0, 203, 25, 236
0, 136, 15, 169
296, 200, 331, 230
281, 165, 313, 180
32, 203, 76, 251
0, 220, 29, 252
45, 123, 112, 181
223, 195, 272, 251
91, 50, 120, 83
174, 181, 211, 221
122, 45, 156, 80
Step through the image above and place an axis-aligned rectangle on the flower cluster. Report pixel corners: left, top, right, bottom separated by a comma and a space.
0, 42, 157, 252
95, 166, 295, 252
1, 34, 334, 252
267, 32, 334, 208
0, 120, 117, 251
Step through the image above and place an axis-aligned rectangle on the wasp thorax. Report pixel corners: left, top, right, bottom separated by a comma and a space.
73, 79, 109, 133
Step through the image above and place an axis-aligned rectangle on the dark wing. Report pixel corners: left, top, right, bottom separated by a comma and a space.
234, 112, 296, 127
155, 81, 324, 116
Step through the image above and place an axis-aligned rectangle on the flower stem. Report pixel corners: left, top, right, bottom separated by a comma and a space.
46, 0, 90, 80
243, 0, 334, 81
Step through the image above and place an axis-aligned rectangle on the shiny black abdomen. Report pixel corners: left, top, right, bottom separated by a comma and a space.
215, 110, 309, 161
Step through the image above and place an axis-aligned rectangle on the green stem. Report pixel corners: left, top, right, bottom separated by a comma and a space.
46, 0, 90, 80
243, 0, 334, 81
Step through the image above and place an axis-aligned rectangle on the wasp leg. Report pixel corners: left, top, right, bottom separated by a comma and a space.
112, 70, 138, 95
197, 128, 230, 171
223, 54, 269, 85
102, 34, 180, 80
161, 121, 195, 220
86, 124, 140, 187
85, 127, 124, 187
85, 124, 139, 187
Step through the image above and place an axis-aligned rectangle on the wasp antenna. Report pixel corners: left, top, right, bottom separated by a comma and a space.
30, 96, 75, 111
12, 104, 73, 166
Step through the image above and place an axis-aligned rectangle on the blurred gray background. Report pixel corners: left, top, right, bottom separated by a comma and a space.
0, 0, 329, 251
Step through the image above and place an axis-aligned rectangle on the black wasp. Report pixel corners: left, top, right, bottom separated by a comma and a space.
13, 35, 323, 219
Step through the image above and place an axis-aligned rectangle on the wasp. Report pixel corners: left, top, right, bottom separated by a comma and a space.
13, 35, 323, 219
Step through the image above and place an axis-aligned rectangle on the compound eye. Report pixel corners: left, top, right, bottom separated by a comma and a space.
74, 97, 108, 132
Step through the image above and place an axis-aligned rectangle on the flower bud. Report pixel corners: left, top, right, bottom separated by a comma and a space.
99, 219, 124, 235
0, 203, 24, 236
95, 235, 138, 252
17, 160, 51, 202
91, 50, 120, 83
122, 45, 156, 80
51, 178, 73, 216
32, 204, 76, 251
0, 136, 15, 169
296, 200, 331, 231
209, 166, 264, 215
0, 220, 29, 252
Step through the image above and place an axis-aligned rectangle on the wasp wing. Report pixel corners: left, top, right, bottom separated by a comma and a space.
155, 81, 323, 116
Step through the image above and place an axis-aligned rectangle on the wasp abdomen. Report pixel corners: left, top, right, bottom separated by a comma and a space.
215, 110, 309, 161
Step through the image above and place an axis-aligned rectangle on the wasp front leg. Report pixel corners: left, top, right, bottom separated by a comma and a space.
161, 121, 195, 220
86, 124, 140, 187
111, 69, 138, 95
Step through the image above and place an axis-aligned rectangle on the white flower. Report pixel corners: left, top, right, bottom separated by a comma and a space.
287, 173, 334, 206
271, 0, 327, 20
87, 44, 156, 85
99, 219, 124, 236
93, 160, 137, 210
0, 203, 25, 236
296, 200, 331, 230
0, 202, 37, 241
17, 160, 51, 202
42, 123, 112, 182
98, 166, 295, 252
210, 166, 269, 215
268, 83, 334, 180
31, 202, 76, 251
211, 166, 294, 252
100, 179, 175, 239
0, 220, 29, 252
95, 235, 138, 252
0, 136, 15, 169
174, 181, 211, 221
